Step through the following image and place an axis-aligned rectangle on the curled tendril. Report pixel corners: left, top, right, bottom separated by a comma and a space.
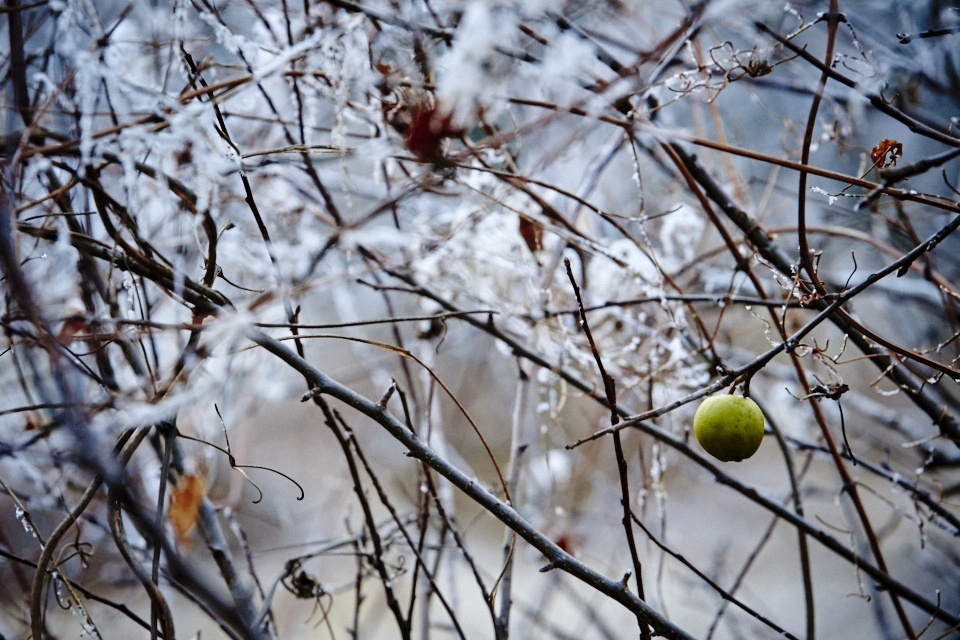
172, 406, 305, 504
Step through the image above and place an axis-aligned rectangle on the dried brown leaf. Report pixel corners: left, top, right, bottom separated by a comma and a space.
870, 139, 903, 167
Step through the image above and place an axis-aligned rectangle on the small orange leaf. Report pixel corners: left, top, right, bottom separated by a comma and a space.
169, 473, 206, 548
870, 139, 902, 167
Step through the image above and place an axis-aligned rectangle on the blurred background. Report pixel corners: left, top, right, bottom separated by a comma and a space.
2, 0, 959, 638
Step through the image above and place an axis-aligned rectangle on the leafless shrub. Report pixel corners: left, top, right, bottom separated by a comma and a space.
2, 1, 959, 639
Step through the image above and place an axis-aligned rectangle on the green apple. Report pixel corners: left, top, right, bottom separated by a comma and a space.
693, 395, 765, 462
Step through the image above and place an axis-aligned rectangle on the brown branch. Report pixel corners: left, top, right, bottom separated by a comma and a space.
5, 0, 31, 125
755, 21, 960, 149
631, 512, 800, 640
319, 403, 412, 639
251, 328, 699, 640
563, 258, 651, 640
669, 145, 960, 444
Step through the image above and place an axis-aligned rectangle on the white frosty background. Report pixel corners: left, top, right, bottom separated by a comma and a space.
2, 0, 959, 639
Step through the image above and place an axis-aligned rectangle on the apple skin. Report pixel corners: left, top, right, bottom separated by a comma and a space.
693, 395, 765, 462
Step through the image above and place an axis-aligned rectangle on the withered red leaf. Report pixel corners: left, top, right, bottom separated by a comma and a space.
519, 216, 543, 253
404, 103, 460, 162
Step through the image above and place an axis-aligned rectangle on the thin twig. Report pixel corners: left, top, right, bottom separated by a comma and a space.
631, 513, 800, 640
252, 328, 699, 640
563, 257, 651, 640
